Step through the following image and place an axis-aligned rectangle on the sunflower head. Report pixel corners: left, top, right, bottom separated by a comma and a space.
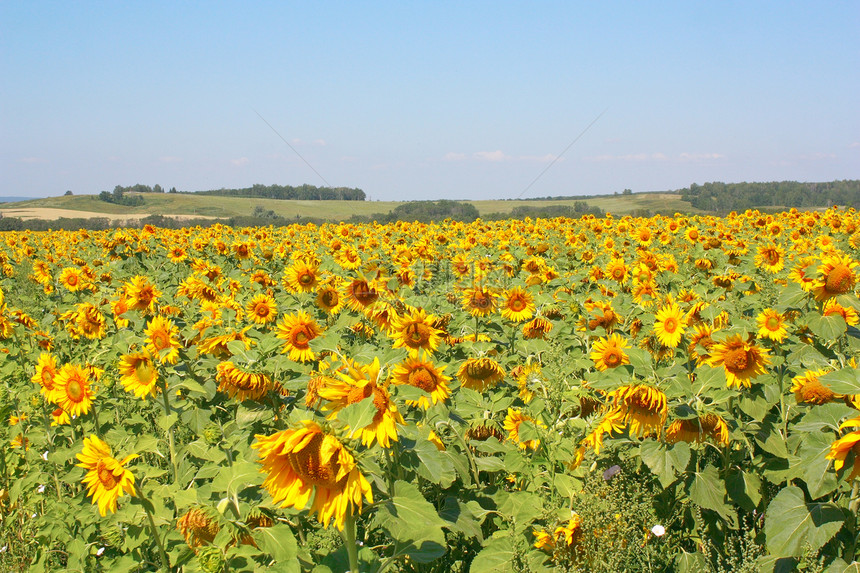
391, 354, 451, 409
590, 334, 630, 371
791, 369, 840, 405
76, 435, 137, 516
118, 351, 159, 400
707, 334, 770, 389
457, 357, 505, 392
276, 311, 322, 363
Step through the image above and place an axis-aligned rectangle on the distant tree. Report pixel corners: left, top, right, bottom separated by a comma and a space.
169, 187, 177, 193
153, 184, 164, 193
622, 188, 633, 195
64, 190, 73, 196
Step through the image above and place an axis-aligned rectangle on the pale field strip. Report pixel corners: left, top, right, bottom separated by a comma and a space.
0, 208, 217, 221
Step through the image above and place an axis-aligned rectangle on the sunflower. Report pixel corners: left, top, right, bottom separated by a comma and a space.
515, 362, 543, 403
31, 353, 59, 397
461, 286, 497, 317
197, 327, 253, 359
791, 369, 840, 405
315, 283, 344, 314
457, 357, 505, 392
522, 316, 553, 339
609, 384, 668, 438
334, 247, 362, 270
252, 421, 373, 530
788, 258, 817, 291
276, 311, 322, 363
666, 413, 729, 446
756, 309, 788, 342
74, 302, 106, 340
178, 506, 221, 548
653, 302, 686, 348
687, 324, 717, 365
391, 354, 451, 409
111, 296, 130, 328
216, 361, 272, 401
124, 275, 162, 313
59, 267, 85, 291
827, 425, 860, 481
284, 260, 321, 293
49, 363, 94, 417
246, 294, 278, 325
504, 408, 545, 450
589, 334, 630, 371
707, 334, 770, 389
812, 253, 858, 301
579, 300, 620, 333
317, 357, 403, 448
755, 243, 786, 274
389, 308, 443, 354
823, 299, 860, 326
145, 315, 181, 364
605, 258, 628, 284
118, 352, 159, 400
344, 278, 379, 312
76, 435, 137, 516
498, 287, 535, 322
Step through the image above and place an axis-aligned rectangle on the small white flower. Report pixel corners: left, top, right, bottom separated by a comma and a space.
651, 524, 666, 537
31, 513, 37, 518
0, 545, 7, 553
41, 451, 49, 461
37, 485, 46, 493
96, 547, 105, 556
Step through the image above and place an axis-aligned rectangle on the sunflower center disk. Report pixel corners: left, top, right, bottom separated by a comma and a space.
408, 368, 437, 392
66, 379, 84, 402
97, 463, 119, 490
723, 348, 749, 372
826, 266, 854, 294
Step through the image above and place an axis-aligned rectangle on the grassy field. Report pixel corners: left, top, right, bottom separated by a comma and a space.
0, 191, 700, 221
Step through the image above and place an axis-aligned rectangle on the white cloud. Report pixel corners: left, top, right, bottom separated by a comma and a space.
586, 152, 723, 162
518, 154, 560, 163
230, 157, 250, 166
678, 152, 724, 161
849, 142, 860, 148
474, 150, 509, 162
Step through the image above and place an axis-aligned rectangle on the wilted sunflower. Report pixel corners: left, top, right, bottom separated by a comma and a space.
812, 253, 858, 302
791, 369, 840, 405
76, 435, 137, 516
461, 286, 497, 317
666, 413, 729, 446
504, 408, 545, 450
687, 324, 717, 365
522, 316, 553, 339
391, 354, 451, 409
707, 334, 770, 389
246, 294, 278, 325
276, 311, 321, 362
653, 302, 686, 348
756, 309, 788, 342
579, 300, 620, 333
284, 260, 321, 293
317, 356, 403, 448
31, 352, 59, 397
827, 418, 860, 481
124, 275, 161, 313
390, 308, 443, 354
49, 363, 94, 417
118, 351, 159, 399
457, 357, 505, 392
344, 278, 379, 312
590, 334, 630, 371
500, 287, 535, 322
178, 506, 221, 548
216, 361, 273, 401
145, 315, 181, 364
609, 384, 668, 438
252, 421, 373, 530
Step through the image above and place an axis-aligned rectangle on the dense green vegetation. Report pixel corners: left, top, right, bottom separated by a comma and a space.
194, 183, 366, 201
679, 180, 860, 211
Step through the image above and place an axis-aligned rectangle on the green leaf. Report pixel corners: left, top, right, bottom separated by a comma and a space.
819, 369, 860, 395
776, 283, 808, 311
689, 465, 733, 523
794, 403, 856, 432
496, 491, 542, 533
210, 461, 264, 498
372, 480, 447, 563
411, 438, 457, 488
157, 412, 179, 431
254, 523, 298, 564
799, 431, 839, 499
337, 394, 378, 439
439, 497, 484, 541
765, 485, 845, 558
676, 550, 710, 573
470, 533, 516, 573
809, 313, 848, 341
639, 441, 690, 488
726, 470, 762, 512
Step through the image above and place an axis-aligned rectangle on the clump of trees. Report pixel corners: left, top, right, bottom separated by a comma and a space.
485, 201, 604, 220
97, 186, 145, 207
196, 183, 365, 201
680, 180, 860, 211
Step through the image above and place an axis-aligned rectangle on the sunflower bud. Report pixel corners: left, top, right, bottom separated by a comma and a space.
202, 425, 221, 446
197, 546, 225, 573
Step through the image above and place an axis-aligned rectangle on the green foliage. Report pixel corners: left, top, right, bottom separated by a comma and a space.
680, 179, 860, 211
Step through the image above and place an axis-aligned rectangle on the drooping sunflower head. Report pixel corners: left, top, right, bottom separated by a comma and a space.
609, 384, 668, 438
252, 421, 373, 530
707, 334, 770, 389
580, 300, 620, 333
791, 369, 840, 405
178, 506, 221, 548
457, 357, 505, 392
118, 351, 159, 400
390, 308, 444, 354
344, 278, 379, 312
503, 408, 545, 450
315, 282, 344, 314
216, 361, 273, 401
589, 334, 630, 371
124, 275, 162, 313
391, 354, 451, 409
522, 316, 553, 339
76, 435, 137, 516
461, 286, 497, 317
246, 294, 278, 325
276, 311, 322, 363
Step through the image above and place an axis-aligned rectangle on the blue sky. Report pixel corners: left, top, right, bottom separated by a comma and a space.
2, 1, 858, 200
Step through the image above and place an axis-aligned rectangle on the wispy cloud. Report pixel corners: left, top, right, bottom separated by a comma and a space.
849, 142, 860, 149
16, 157, 47, 164
474, 150, 509, 162
678, 152, 724, 161
230, 157, 250, 166
585, 152, 723, 162
159, 156, 182, 163
442, 151, 561, 163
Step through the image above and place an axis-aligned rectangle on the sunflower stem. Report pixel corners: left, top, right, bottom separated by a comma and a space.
341, 512, 361, 572
159, 379, 179, 486
136, 484, 171, 572
41, 409, 63, 503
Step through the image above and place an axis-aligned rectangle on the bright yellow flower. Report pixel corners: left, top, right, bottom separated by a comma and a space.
118, 351, 159, 400
791, 369, 840, 405
500, 287, 535, 322
609, 384, 668, 439
246, 294, 278, 325
276, 311, 321, 362
391, 354, 451, 409
457, 357, 505, 392
49, 363, 94, 417
389, 308, 443, 354
756, 309, 788, 342
145, 315, 181, 364
707, 334, 770, 389
503, 408, 545, 450
813, 253, 858, 302
653, 302, 686, 348
76, 435, 137, 516
590, 334, 630, 371
124, 275, 161, 313
216, 361, 272, 401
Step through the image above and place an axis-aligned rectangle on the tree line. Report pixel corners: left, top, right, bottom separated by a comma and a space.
195, 183, 365, 201
679, 180, 860, 211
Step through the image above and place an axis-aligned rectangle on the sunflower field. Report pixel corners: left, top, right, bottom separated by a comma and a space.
2, 209, 860, 572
